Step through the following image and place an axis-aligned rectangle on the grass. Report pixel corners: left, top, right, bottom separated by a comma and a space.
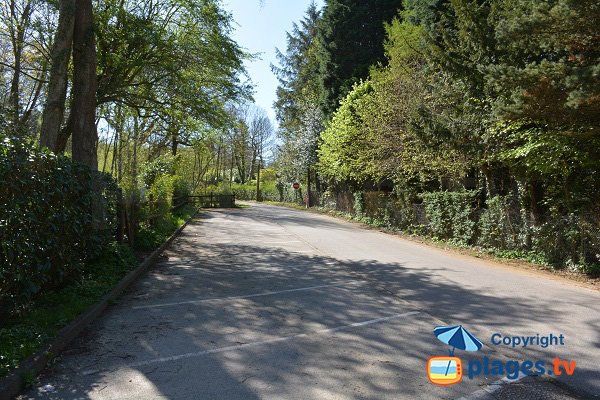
134, 205, 197, 251
0, 205, 197, 379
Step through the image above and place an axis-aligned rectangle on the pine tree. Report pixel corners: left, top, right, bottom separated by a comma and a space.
272, 2, 321, 134
316, 0, 401, 117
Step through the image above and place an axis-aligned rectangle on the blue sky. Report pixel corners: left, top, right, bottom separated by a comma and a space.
223, 0, 324, 126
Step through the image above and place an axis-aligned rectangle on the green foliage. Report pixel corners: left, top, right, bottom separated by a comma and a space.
422, 191, 477, 245
488, 0, 600, 134
0, 244, 137, 378
318, 81, 376, 183
142, 155, 175, 188
95, 0, 251, 131
353, 192, 364, 217
531, 215, 600, 270
142, 174, 175, 223
272, 4, 324, 183
134, 205, 195, 251
315, 0, 402, 116
477, 196, 520, 250
272, 3, 322, 132
0, 136, 118, 316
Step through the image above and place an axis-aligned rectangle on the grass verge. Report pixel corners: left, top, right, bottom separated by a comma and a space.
0, 205, 197, 379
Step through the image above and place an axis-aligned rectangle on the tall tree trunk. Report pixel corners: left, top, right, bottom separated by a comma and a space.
40, 0, 75, 152
528, 180, 546, 226
71, 0, 98, 169
480, 163, 497, 199
8, 0, 33, 132
172, 130, 178, 156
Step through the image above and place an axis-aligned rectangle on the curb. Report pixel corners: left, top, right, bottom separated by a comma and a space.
0, 210, 198, 400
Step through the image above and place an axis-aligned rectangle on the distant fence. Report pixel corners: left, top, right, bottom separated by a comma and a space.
188, 194, 236, 208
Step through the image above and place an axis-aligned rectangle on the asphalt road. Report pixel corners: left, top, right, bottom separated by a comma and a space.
20, 203, 599, 399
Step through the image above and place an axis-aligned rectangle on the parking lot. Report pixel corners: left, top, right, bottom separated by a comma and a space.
20, 204, 598, 399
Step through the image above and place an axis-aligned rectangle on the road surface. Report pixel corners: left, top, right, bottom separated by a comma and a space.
20, 203, 599, 399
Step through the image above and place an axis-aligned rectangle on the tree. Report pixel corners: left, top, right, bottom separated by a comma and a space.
488, 0, 600, 135
272, 3, 324, 197
272, 2, 321, 133
315, 0, 401, 117
70, 0, 97, 168
1, 0, 52, 136
318, 80, 375, 184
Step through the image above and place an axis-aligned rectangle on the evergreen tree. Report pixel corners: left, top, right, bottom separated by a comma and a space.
489, 0, 600, 135
316, 0, 401, 117
272, 3, 323, 184
272, 2, 321, 135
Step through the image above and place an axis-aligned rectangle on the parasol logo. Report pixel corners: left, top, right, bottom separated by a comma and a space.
427, 325, 482, 386
427, 326, 577, 385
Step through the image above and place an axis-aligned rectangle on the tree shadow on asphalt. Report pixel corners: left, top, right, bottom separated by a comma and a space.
20, 219, 600, 399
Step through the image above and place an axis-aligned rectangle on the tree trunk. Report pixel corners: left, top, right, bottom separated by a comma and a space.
71, 0, 98, 169
229, 150, 234, 188
480, 163, 497, 199
528, 180, 546, 226
8, 0, 33, 132
172, 130, 178, 156
40, 0, 75, 152
40, 0, 75, 153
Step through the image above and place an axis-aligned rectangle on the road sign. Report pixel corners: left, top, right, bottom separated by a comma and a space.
293, 182, 300, 190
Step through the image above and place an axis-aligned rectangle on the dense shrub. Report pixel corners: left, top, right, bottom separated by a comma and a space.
477, 196, 522, 249
532, 214, 600, 270
0, 136, 118, 316
140, 174, 175, 225
353, 192, 365, 217
422, 191, 477, 245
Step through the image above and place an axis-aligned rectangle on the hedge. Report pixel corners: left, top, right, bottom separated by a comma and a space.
0, 136, 119, 317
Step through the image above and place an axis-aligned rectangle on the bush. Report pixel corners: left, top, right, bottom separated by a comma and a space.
422, 191, 477, 245
390, 190, 419, 230
478, 196, 521, 249
141, 174, 175, 225
0, 136, 118, 317
353, 192, 365, 217
532, 214, 600, 270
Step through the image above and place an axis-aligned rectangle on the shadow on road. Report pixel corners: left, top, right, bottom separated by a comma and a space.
22, 214, 599, 399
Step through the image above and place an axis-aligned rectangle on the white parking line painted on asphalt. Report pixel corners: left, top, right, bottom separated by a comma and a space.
81, 311, 420, 376
132, 281, 364, 310
150, 264, 336, 277
258, 240, 304, 244
205, 239, 302, 244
